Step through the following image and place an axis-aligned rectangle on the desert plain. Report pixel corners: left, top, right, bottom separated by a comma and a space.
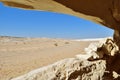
0, 36, 97, 80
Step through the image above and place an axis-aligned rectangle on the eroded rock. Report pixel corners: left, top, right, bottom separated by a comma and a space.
11, 58, 106, 80
76, 38, 119, 60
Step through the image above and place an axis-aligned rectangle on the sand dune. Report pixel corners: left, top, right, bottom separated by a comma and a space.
0, 37, 95, 80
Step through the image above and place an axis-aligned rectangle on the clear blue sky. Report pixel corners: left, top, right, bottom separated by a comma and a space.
0, 3, 113, 39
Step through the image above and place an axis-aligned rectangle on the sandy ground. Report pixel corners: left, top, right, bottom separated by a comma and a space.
0, 37, 95, 80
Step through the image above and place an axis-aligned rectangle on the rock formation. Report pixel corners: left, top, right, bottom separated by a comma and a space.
11, 58, 106, 80
0, 0, 119, 29
0, 0, 120, 80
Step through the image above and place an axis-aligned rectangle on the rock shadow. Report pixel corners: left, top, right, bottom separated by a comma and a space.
102, 53, 120, 80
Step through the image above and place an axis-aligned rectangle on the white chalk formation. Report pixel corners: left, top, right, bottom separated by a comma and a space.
76, 38, 119, 60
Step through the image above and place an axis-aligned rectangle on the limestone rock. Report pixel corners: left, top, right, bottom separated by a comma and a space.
76, 38, 119, 61
11, 58, 106, 80
113, 71, 120, 79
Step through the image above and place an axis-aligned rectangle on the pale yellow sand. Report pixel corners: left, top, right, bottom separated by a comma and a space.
0, 37, 95, 80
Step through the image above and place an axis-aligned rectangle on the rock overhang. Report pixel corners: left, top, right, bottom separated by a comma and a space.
0, 0, 120, 30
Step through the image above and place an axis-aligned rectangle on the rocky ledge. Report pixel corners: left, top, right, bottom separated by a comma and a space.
12, 59, 105, 80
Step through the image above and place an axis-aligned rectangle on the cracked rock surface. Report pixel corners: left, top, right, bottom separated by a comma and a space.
11, 58, 106, 80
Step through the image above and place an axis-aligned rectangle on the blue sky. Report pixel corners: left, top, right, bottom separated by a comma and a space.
0, 3, 113, 39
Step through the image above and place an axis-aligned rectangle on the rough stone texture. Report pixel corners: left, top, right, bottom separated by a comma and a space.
11, 58, 106, 80
76, 38, 119, 60
0, 0, 120, 30
77, 38, 120, 80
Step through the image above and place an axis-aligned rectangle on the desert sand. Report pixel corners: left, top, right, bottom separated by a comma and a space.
0, 36, 95, 80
